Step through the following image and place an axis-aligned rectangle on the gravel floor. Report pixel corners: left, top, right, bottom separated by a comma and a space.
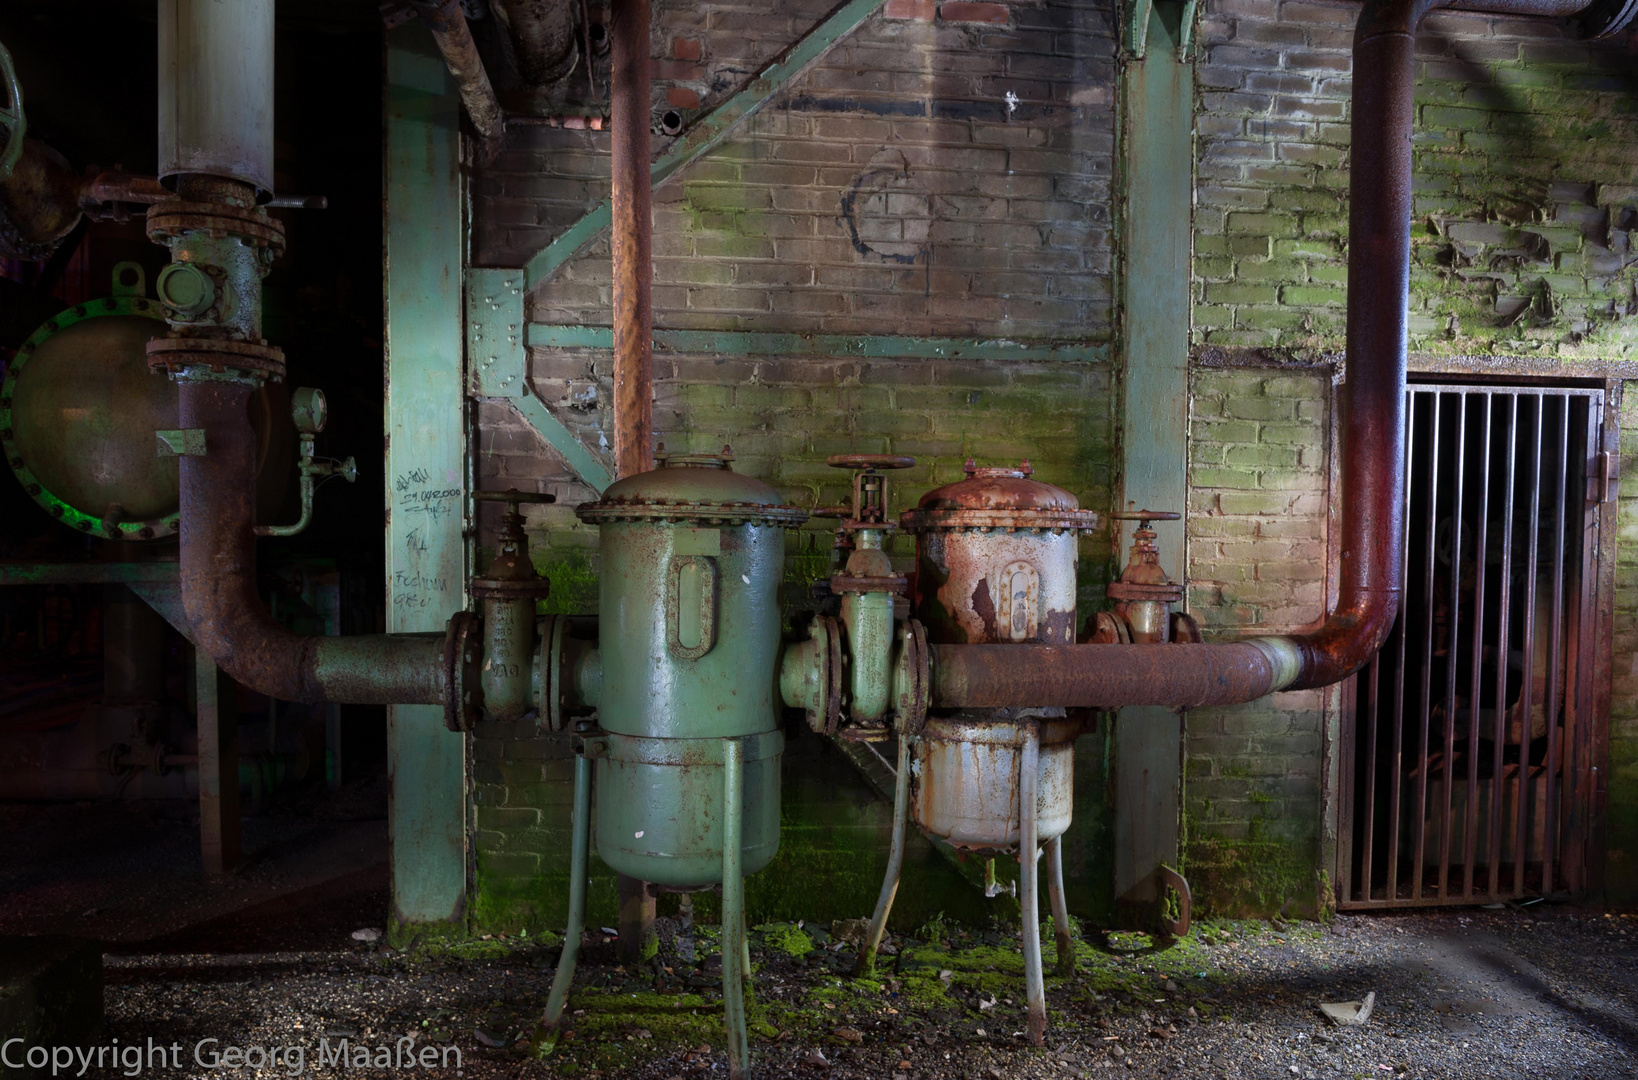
5, 790, 1638, 1079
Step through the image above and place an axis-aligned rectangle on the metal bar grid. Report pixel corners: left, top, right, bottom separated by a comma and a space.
1338, 384, 1605, 909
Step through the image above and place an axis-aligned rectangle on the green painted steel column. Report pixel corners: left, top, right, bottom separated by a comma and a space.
1115, 2, 1194, 914
385, 27, 469, 942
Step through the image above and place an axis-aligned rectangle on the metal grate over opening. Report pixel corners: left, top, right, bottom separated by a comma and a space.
1338, 384, 1608, 909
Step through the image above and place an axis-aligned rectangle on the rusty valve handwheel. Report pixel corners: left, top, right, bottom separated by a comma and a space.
826, 454, 916, 471
0, 40, 25, 182
1111, 509, 1181, 523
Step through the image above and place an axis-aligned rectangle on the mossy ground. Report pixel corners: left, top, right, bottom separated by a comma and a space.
517, 915, 1313, 1076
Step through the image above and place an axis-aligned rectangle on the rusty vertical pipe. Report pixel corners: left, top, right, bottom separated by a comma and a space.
1279, 0, 1427, 690
610, 0, 653, 479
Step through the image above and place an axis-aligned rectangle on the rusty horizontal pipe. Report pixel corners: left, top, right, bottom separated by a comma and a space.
929, 643, 1288, 711
176, 378, 447, 706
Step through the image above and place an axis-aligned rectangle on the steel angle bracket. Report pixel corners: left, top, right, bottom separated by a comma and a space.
466, 267, 613, 492
1124, 0, 1199, 60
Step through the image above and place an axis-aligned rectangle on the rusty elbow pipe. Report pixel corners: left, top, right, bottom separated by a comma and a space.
929, 0, 1629, 712
177, 379, 447, 706
1268, 0, 1626, 691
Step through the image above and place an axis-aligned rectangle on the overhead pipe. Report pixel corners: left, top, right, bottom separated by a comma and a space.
928, 0, 1633, 710
492, 0, 580, 86
411, 0, 506, 157
610, 0, 653, 478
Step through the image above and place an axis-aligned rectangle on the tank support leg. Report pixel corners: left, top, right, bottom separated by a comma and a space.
535, 751, 593, 1053
855, 735, 912, 976
721, 737, 750, 1080
1046, 833, 1074, 976
1019, 722, 1047, 1046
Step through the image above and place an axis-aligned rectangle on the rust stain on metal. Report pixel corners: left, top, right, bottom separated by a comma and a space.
928, 643, 1279, 710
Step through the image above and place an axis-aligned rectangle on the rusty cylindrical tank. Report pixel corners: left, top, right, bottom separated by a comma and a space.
900, 460, 1100, 849
575, 450, 807, 888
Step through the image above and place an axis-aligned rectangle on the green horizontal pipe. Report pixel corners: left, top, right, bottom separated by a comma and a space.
0, 561, 181, 586
522, 0, 888, 289
526, 324, 1111, 364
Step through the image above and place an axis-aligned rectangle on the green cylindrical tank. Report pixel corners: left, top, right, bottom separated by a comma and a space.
576, 451, 806, 889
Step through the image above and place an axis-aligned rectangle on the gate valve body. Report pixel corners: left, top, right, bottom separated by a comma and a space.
828, 455, 914, 734
466, 488, 555, 725
783, 455, 922, 738
1099, 510, 1197, 645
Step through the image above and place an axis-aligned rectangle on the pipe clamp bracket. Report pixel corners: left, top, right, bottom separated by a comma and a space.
155, 429, 206, 457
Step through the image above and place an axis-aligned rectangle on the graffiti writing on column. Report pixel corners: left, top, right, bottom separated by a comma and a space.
392, 466, 460, 614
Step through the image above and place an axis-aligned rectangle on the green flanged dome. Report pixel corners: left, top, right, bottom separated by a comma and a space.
576, 450, 808, 527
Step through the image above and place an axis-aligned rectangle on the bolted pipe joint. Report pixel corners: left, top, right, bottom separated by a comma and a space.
533, 614, 601, 732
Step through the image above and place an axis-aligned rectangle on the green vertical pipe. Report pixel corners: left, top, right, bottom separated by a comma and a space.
1019, 723, 1046, 1046
536, 752, 592, 1051
1046, 834, 1074, 976
385, 26, 468, 936
854, 735, 912, 976
721, 738, 749, 1080
1115, 0, 1193, 911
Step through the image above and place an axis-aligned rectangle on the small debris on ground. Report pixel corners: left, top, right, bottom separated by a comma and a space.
1319, 990, 1377, 1026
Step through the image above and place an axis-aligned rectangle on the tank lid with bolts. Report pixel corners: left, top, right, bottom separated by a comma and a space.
901, 459, 1100, 533
576, 444, 809, 526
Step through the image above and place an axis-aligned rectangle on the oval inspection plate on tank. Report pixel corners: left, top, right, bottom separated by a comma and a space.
0, 295, 181, 541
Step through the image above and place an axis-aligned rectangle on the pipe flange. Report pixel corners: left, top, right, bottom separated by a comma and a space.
471, 578, 552, 601
899, 507, 1101, 534
809, 614, 844, 737
536, 613, 570, 733
146, 200, 287, 256
895, 618, 929, 736
1, 295, 180, 541
443, 610, 483, 733
146, 337, 286, 382
576, 499, 809, 528
829, 573, 907, 595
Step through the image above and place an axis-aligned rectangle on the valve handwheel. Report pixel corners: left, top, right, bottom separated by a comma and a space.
826, 454, 915, 471
0, 40, 25, 182
475, 488, 557, 510
1111, 509, 1181, 523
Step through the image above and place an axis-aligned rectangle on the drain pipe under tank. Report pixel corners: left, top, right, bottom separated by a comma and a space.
924, 0, 1636, 710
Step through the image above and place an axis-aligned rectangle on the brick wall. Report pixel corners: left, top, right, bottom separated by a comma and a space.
1184, 364, 1333, 913
1194, 1, 1638, 358
467, 0, 1122, 931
